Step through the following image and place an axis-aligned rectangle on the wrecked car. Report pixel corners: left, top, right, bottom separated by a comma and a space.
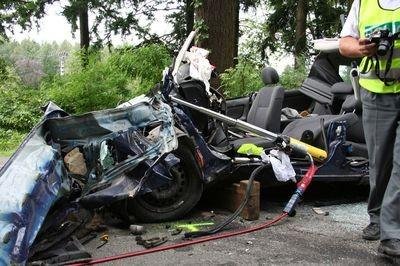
0, 32, 368, 264
0, 30, 235, 264
0, 92, 230, 263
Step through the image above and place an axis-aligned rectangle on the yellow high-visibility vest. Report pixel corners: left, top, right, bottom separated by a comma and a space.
359, 0, 400, 93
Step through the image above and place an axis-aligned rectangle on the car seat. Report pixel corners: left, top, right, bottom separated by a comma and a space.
281, 79, 367, 158
246, 87, 285, 133
246, 67, 284, 133
230, 67, 284, 151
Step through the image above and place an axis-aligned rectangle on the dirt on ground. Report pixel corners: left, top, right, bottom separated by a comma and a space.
0, 157, 8, 168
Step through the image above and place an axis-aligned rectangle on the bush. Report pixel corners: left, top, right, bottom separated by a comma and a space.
279, 57, 309, 89
0, 57, 8, 81
44, 44, 172, 114
109, 44, 172, 95
0, 67, 44, 131
0, 129, 26, 156
0, 87, 44, 131
44, 60, 131, 114
220, 59, 263, 98
0, 43, 172, 155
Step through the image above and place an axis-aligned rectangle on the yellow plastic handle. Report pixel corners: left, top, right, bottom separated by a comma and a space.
289, 138, 328, 161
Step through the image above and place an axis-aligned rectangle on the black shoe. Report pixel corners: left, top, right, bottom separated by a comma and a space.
378, 239, 400, 257
362, 223, 380, 240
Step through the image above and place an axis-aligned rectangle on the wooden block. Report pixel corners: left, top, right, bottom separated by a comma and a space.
238, 180, 260, 221
216, 180, 260, 221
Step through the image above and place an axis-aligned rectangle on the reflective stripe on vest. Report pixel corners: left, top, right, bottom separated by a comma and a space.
359, 0, 400, 93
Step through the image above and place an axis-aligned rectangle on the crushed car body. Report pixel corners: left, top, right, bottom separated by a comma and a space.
0, 32, 370, 264
0, 96, 178, 264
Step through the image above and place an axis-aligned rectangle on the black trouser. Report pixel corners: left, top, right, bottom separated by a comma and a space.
362, 89, 400, 240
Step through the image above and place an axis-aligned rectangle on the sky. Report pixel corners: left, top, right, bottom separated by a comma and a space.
12, 1, 172, 46
13, 2, 77, 44
10, 2, 292, 73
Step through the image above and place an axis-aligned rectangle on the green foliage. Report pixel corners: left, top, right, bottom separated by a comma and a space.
1, 0, 261, 58
165, 1, 191, 52
44, 44, 171, 114
0, 0, 179, 48
239, 0, 350, 63
279, 63, 308, 89
0, 66, 44, 131
308, 0, 350, 39
0, 41, 171, 154
221, 55, 309, 96
0, 129, 26, 156
239, 17, 270, 65
0, 87, 44, 130
220, 59, 263, 98
0, 57, 8, 81
44, 64, 129, 114
194, 18, 209, 44
0, 40, 75, 87
109, 44, 172, 95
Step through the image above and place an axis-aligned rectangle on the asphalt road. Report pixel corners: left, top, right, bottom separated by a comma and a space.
0, 158, 398, 265
83, 184, 399, 265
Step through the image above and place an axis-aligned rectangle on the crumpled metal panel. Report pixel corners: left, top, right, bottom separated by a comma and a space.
79, 174, 140, 209
173, 107, 231, 183
0, 97, 177, 264
0, 124, 68, 264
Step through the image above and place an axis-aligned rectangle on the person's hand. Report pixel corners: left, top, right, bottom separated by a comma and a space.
358, 38, 377, 57
339, 36, 377, 58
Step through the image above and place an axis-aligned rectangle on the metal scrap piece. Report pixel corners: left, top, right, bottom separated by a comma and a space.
312, 207, 329, 216
135, 236, 168, 249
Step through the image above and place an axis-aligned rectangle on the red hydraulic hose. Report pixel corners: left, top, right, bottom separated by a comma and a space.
70, 163, 317, 266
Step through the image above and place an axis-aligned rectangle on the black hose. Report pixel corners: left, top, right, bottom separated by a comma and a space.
184, 164, 267, 238
320, 118, 328, 155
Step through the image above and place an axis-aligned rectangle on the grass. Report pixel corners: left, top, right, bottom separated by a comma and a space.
0, 129, 26, 157
0, 150, 14, 157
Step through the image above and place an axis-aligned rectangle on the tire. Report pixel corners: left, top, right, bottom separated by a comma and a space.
128, 142, 203, 222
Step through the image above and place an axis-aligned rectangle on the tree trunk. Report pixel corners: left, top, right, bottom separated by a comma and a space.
185, 0, 194, 34
196, 0, 239, 88
294, 0, 307, 68
79, 3, 89, 66
234, 0, 240, 65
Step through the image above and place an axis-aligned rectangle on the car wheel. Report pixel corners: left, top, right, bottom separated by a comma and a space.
128, 142, 203, 222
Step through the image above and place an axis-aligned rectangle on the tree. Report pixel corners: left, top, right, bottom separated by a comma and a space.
0, 39, 75, 86
0, 0, 179, 50
195, 0, 239, 78
295, 0, 307, 68
193, 0, 259, 88
261, 0, 351, 66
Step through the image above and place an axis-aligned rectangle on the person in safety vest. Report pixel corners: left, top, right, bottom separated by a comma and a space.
340, 0, 400, 258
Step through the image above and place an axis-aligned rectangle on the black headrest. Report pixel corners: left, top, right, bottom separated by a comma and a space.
261, 67, 279, 85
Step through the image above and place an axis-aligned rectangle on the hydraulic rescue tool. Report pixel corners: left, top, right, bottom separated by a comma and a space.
170, 95, 327, 161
